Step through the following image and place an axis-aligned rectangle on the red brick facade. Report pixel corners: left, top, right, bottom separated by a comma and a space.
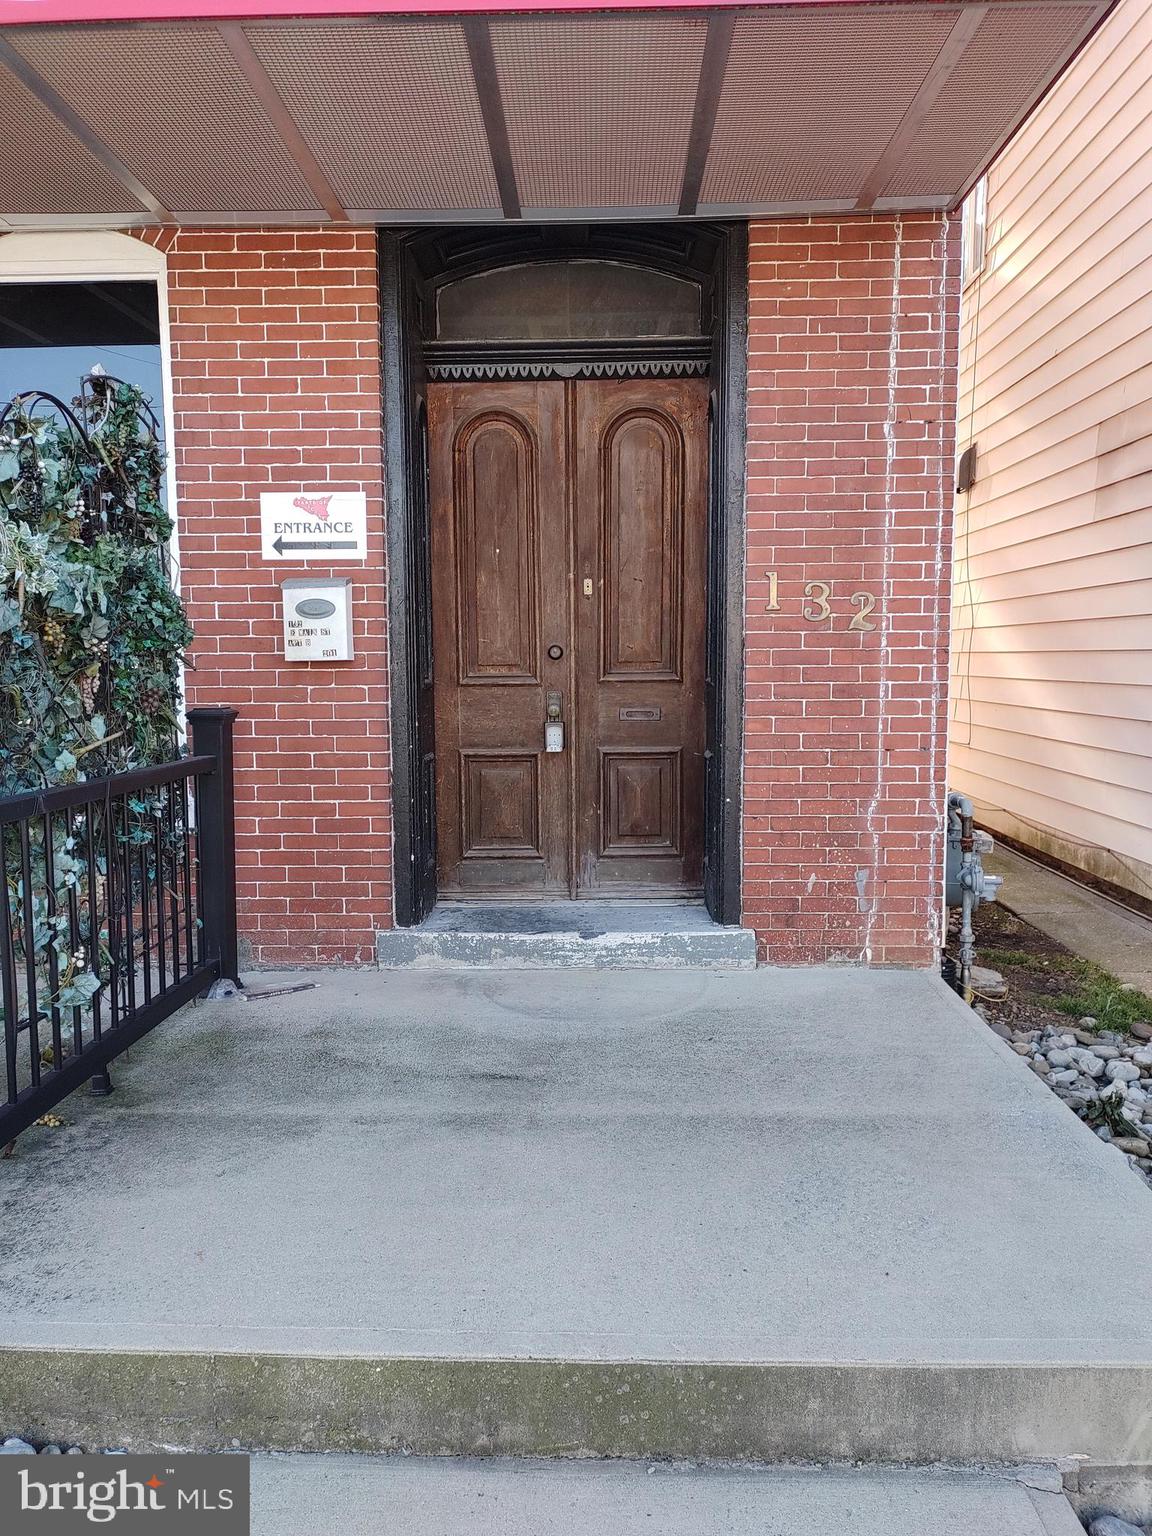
162, 227, 390, 965
743, 216, 959, 965
156, 216, 958, 967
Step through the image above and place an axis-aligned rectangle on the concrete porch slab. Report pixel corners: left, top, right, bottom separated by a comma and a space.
1, 968, 1152, 1463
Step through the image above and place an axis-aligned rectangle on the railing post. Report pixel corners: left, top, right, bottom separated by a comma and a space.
188, 708, 240, 987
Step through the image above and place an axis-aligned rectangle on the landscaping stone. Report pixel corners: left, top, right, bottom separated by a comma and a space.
1070, 1049, 1106, 1077
1, 1438, 35, 1454
1088, 1516, 1146, 1536
957, 904, 1152, 1190
971, 965, 1008, 999
1106, 1061, 1141, 1084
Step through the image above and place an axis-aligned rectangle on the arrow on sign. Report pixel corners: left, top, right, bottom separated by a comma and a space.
272, 536, 359, 555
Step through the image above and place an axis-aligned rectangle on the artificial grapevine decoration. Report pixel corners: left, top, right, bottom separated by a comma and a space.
0, 374, 193, 794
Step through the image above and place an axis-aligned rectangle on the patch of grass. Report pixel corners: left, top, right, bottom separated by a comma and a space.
979, 947, 1034, 969
1044, 963, 1152, 1032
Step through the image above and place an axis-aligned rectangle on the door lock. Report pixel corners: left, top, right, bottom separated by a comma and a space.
545, 691, 564, 753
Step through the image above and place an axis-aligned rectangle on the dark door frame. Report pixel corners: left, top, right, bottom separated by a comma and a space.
379, 223, 747, 927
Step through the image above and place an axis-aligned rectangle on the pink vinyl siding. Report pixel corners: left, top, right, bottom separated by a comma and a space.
950, 0, 1152, 903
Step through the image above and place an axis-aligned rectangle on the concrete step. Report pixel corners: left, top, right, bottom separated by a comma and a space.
6, 1348, 1152, 1467
248, 1457, 1086, 1536
375, 902, 758, 968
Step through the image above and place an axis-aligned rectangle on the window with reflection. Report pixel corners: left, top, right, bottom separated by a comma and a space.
435, 261, 705, 343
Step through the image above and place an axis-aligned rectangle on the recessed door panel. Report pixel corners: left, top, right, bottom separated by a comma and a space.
600, 749, 682, 854
455, 414, 539, 683
462, 752, 541, 857
601, 410, 684, 680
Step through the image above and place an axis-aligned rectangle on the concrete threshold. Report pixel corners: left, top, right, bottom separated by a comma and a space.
375, 901, 758, 968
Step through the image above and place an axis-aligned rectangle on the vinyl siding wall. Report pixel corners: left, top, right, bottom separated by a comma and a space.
950, 0, 1152, 904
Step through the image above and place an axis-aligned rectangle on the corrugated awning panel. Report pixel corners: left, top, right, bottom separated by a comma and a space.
880, 4, 1101, 199
12, 24, 321, 214
249, 22, 503, 215
0, 1, 1117, 227
0, 57, 146, 216
699, 9, 962, 209
490, 13, 706, 212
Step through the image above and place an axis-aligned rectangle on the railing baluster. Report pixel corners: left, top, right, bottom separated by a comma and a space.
85, 802, 103, 1044
164, 787, 181, 985
18, 820, 40, 1089
138, 827, 153, 1006
192, 779, 205, 969
180, 777, 194, 978
104, 790, 121, 1033
153, 808, 167, 996
0, 831, 20, 1106
42, 811, 64, 1075
120, 794, 137, 1019
67, 826, 84, 1059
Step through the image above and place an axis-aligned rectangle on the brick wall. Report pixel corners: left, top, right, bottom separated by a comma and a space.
159, 226, 390, 965
742, 215, 960, 965
153, 216, 957, 968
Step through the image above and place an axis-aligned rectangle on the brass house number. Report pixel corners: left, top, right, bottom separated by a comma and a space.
762, 571, 878, 632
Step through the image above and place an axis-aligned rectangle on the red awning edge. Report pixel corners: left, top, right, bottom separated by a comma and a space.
0, 0, 948, 24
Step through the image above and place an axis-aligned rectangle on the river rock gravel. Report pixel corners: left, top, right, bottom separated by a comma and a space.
989, 1018, 1152, 1189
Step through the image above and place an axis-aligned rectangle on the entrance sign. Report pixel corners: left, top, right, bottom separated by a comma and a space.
281, 578, 354, 662
260, 491, 366, 562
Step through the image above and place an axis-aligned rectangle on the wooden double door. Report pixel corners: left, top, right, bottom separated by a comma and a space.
428, 376, 708, 900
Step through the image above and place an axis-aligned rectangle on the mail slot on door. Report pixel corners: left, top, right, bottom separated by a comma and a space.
619, 707, 661, 721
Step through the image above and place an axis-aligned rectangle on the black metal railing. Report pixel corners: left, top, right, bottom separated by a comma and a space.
0, 708, 238, 1146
